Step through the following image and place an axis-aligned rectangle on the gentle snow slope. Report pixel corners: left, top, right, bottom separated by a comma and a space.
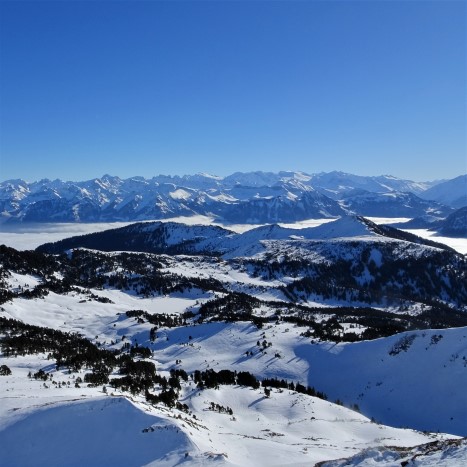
0, 397, 195, 467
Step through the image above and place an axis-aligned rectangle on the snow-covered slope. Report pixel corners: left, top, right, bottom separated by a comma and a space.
0, 289, 464, 465
1, 247, 466, 434
1, 295, 463, 466
1, 365, 453, 467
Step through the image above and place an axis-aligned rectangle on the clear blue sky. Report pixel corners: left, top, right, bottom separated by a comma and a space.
0, 0, 465, 182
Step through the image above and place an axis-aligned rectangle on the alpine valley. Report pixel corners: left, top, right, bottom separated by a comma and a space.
0, 171, 466, 466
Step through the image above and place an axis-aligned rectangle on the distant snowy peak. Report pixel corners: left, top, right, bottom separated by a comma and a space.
223, 171, 285, 187
302, 215, 377, 239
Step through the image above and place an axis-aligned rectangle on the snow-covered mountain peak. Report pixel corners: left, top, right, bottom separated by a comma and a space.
302, 215, 377, 239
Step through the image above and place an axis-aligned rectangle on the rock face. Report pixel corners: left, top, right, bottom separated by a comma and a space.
0, 171, 458, 223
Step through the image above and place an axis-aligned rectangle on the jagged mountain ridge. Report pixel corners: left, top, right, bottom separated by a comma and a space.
1, 171, 461, 223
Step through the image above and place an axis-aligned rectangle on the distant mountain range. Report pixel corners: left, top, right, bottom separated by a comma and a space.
0, 171, 464, 224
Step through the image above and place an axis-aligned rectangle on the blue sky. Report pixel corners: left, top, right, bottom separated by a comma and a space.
0, 0, 465, 182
